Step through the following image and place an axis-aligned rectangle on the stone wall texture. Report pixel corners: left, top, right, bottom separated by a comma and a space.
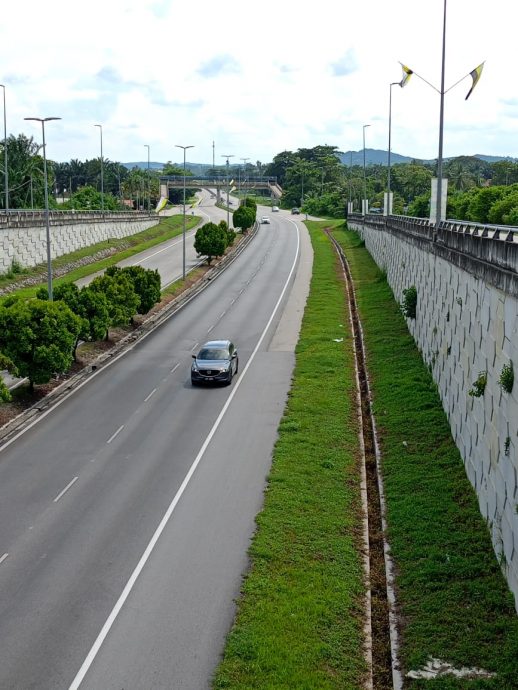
0, 214, 157, 274
349, 215, 518, 610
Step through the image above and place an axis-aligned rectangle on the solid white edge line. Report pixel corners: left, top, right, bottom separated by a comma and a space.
0, 553, 8, 565
67, 221, 300, 690
53, 476, 79, 503
106, 425, 124, 445
0, 200, 235, 456
144, 388, 157, 402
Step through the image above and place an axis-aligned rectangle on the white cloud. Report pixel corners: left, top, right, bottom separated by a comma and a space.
1, 0, 516, 165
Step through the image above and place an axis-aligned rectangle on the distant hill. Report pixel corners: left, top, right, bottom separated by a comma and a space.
338, 149, 518, 167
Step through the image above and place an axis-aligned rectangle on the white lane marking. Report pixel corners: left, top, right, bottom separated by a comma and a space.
133, 237, 184, 265
170, 363, 180, 374
106, 425, 124, 444
0, 553, 8, 565
190, 342, 199, 352
219, 311, 226, 318
144, 388, 157, 402
53, 477, 79, 503
207, 325, 214, 333
68, 222, 301, 690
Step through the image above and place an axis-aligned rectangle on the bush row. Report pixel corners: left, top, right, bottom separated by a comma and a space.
0, 265, 161, 400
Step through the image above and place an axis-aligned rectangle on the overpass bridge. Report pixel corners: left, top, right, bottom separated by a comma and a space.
159, 175, 282, 201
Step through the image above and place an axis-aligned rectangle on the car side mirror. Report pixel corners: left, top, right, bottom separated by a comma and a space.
232, 351, 238, 358
192, 354, 196, 359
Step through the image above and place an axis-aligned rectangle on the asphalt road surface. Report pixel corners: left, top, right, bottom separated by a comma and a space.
0, 211, 313, 689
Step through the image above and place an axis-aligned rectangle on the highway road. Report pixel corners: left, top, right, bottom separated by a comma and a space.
0, 209, 313, 689
76, 189, 234, 289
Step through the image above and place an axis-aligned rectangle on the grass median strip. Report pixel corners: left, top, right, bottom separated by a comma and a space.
0, 214, 200, 301
214, 220, 368, 689
334, 226, 518, 688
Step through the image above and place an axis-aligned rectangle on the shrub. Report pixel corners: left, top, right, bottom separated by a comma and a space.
401, 285, 417, 319
498, 362, 514, 393
469, 371, 487, 398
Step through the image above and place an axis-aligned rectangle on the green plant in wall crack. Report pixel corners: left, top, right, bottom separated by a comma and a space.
469, 371, 487, 398
401, 285, 417, 319
498, 361, 514, 394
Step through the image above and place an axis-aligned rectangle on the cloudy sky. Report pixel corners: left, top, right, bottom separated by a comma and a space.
1, 0, 516, 166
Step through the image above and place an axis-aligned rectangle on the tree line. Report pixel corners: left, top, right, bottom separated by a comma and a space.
262, 146, 518, 224
0, 265, 161, 401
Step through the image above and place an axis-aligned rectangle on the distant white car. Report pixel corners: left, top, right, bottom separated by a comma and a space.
260, 216, 271, 224
272, 206, 279, 212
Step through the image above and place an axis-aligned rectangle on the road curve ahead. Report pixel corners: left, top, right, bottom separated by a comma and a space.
0, 214, 312, 689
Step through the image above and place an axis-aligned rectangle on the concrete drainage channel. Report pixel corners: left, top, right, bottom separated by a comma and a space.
326, 229, 403, 690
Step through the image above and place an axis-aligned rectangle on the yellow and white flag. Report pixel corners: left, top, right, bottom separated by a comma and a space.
399, 64, 413, 88
465, 62, 484, 100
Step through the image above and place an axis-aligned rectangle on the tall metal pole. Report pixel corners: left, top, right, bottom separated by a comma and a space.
387, 82, 399, 216
24, 116, 61, 300
435, 0, 447, 233
144, 144, 150, 212
175, 144, 194, 280
95, 124, 104, 212
222, 155, 234, 228
241, 157, 249, 201
363, 124, 370, 215
1, 85, 8, 211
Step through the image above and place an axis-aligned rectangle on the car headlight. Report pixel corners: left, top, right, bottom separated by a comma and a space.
192, 361, 199, 372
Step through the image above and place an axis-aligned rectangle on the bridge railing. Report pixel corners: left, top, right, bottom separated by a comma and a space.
348, 212, 518, 274
0, 209, 154, 228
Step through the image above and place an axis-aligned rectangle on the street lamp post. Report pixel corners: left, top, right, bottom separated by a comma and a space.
94, 124, 104, 213
24, 116, 61, 300
1, 84, 8, 212
240, 157, 249, 201
362, 124, 371, 215
435, 0, 447, 234
222, 155, 234, 228
387, 82, 400, 216
144, 144, 150, 212
175, 144, 194, 280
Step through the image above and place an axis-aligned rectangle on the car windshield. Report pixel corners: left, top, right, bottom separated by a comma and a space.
198, 348, 229, 360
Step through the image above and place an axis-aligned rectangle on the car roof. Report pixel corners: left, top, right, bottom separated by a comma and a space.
201, 340, 232, 349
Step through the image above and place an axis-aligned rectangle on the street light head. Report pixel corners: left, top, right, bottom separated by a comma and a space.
24, 116, 61, 123
175, 145, 194, 150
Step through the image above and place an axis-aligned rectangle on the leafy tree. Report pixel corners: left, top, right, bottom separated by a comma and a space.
90, 272, 140, 333
106, 265, 161, 314
467, 187, 507, 223
219, 220, 236, 246
76, 286, 111, 341
232, 205, 255, 232
487, 189, 518, 225
241, 197, 257, 211
407, 193, 430, 218
0, 299, 81, 390
0, 133, 50, 209
0, 352, 18, 402
36, 282, 111, 354
194, 222, 228, 264
63, 185, 120, 211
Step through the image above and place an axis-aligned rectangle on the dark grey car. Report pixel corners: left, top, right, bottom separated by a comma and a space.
191, 340, 239, 386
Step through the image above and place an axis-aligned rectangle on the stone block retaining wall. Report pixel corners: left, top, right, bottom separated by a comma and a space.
0, 213, 157, 274
349, 214, 518, 609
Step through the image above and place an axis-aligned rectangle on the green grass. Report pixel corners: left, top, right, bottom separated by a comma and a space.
0, 214, 201, 301
213, 219, 367, 689
334, 227, 518, 689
